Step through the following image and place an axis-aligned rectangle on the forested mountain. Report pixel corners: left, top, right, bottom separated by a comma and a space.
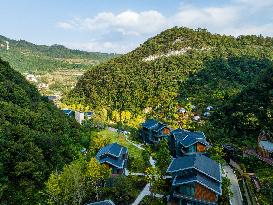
0, 35, 118, 72
67, 27, 273, 145
0, 58, 81, 204
208, 62, 273, 145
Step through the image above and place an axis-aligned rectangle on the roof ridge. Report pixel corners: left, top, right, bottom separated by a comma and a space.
182, 134, 189, 141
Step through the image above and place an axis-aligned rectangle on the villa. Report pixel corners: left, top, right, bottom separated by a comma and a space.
96, 143, 128, 175
169, 129, 208, 157
167, 154, 222, 205
140, 119, 171, 144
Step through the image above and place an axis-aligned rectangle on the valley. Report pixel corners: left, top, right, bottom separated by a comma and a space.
0, 27, 272, 205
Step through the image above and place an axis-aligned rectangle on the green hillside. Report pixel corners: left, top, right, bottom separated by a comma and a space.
0, 35, 118, 72
68, 27, 273, 117
65, 27, 273, 204
209, 62, 273, 145
0, 58, 81, 204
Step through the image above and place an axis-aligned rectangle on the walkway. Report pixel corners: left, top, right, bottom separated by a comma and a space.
223, 165, 243, 205
131, 183, 164, 205
108, 126, 145, 150
108, 127, 163, 205
149, 156, 156, 168
132, 183, 151, 205
244, 149, 273, 166
125, 135, 145, 150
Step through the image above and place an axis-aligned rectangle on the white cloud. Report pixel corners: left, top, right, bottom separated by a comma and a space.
171, 5, 240, 29
57, 22, 74, 29
64, 41, 137, 54
58, 10, 167, 36
57, 1, 273, 53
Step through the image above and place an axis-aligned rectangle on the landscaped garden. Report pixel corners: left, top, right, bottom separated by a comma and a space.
88, 129, 151, 173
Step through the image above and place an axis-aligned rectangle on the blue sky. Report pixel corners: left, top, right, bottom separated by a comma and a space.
0, 0, 272, 53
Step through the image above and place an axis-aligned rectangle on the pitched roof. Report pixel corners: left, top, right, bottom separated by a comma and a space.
171, 128, 208, 147
167, 154, 221, 182
87, 200, 115, 205
96, 143, 128, 169
141, 119, 167, 132
96, 143, 126, 158
172, 173, 222, 195
47, 96, 57, 100
63, 109, 73, 116
86, 111, 93, 116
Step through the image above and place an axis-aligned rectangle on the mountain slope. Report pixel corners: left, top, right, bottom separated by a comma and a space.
209, 62, 273, 145
69, 27, 273, 115
0, 35, 118, 72
0, 58, 81, 204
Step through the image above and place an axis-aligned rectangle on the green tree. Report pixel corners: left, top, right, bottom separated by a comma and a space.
218, 177, 233, 205
154, 139, 172, 174
45, 160, 86, 205
145, 167, 164, 196
89, 134, 111, 155
86, 158, 111, 201
207, 145, 226, 164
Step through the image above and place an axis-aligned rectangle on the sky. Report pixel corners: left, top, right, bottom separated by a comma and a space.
0, 0, 272, 53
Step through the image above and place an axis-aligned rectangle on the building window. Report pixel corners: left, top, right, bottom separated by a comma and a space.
180, 184, 195, 197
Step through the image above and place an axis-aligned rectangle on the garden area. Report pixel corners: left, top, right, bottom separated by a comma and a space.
87, 129, 151, 173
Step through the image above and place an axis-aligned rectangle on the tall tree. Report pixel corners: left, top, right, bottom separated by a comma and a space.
154, 139, 172, 174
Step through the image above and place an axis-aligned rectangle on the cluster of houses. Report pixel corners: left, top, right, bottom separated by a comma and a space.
178, 105, 214, 122
90, 119, 222, 205
25, 73, 50, 90
0, 40, 9, 50
141, 119, 222, 205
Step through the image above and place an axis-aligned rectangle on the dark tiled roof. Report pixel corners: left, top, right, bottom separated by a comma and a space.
142, 119, 167, 132
86, 112, 93, 116
87, 200, 115, 205
63, 109, 73, 116
98, 156, 125, 169
97, 143, 124, 158
167, 154, 221, 182
172, 173, 222, 195
96, 143, 128, 169
171, 128, 208, 147
47, 96, 57, 100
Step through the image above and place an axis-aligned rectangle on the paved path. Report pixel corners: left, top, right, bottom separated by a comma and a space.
244, 149, 273, 166
132, 183, 151, 205
109, 127, 163, 205
122, 132, 145, 150
129, 172, 145, 176
149, 156, 156, 168
223, 165, 243, 205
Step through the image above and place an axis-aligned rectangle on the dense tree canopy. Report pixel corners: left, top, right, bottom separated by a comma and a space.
0, 58, 81, 204
68, 27, 273, 142
69, 27, 272, 113
209, 62, 273, 145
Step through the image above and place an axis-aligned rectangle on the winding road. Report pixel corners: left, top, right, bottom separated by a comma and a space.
223, 165, 243, 205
